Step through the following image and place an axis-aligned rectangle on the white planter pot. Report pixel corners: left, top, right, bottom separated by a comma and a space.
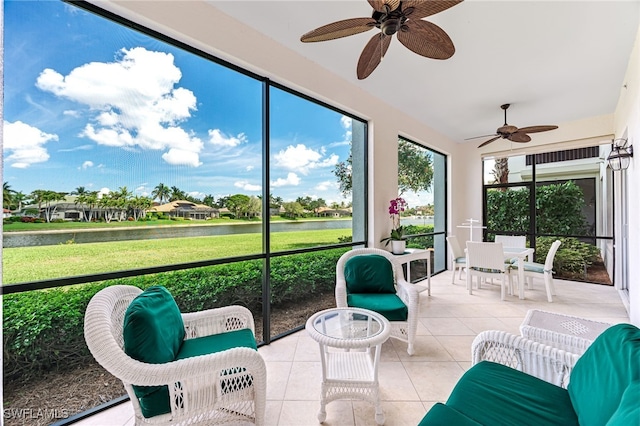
391, 240, 406, 255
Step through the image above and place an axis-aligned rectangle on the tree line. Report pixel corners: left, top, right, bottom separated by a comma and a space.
2, 182, 354, 223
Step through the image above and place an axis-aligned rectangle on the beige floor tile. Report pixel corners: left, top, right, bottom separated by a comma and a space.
71, 401, 134, 426
420, 317, 476, 335
283, 361, 322, 401
259, 333, 298, 361
404, 362, 465, 401
264, 401, 283, 426
353, 400, 427, 426
265, 361, 292, 400
435, 335, 476, 362
378, 362, 420, 401
279, 400, 353, 426
293, 333, 322, 362
394, 335, 454, 362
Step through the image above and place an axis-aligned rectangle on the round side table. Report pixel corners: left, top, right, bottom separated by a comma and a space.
306, 307, 391, 425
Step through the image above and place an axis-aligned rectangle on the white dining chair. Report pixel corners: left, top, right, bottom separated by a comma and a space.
446, 235, 466, 283
510, 240, 562, 302
495, 235, 526, 248
466, 241, 513, 300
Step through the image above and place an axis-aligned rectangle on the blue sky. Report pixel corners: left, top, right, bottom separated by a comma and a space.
3, 0, 353, 205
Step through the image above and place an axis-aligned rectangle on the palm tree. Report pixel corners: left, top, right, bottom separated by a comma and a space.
12, 191, 28, 211
71, 186, 87, 196
3, 182, 15, 209
151, 183, 170, 204
169, 186, 186, 201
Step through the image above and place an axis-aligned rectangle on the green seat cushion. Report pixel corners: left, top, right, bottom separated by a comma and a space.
418, 402, 482, 426
606, 381, 640, 426
176, 328, 257, 360
454, 257, 466, 263
347, 293, 407, 321
568, 324, 640, 426
344, 255, 396, 294
470, 267, 504, 273
123, 286, 186, 418
446, 361, 578, 426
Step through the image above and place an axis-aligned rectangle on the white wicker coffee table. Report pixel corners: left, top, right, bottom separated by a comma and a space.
306, 307, 391, 425
520, 309, 612, 355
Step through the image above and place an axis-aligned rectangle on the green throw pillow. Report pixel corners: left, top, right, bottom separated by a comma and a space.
568, 323, 640, 426
344, 255, 396, 294
123, 285, 185, 418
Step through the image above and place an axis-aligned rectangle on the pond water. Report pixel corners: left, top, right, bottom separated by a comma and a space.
2, 220, 353, 248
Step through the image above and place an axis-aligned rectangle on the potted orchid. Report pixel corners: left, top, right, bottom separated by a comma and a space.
381, 197, 408, 254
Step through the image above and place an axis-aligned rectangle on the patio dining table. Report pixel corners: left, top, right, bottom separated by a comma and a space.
465, 245, 534, 300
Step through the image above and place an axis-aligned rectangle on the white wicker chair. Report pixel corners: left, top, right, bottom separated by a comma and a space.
472, 329, 580, 388
466, 241, 514, 300
336, 248, 420, 355
446, 235, 466, 283
84, 285, 267, 425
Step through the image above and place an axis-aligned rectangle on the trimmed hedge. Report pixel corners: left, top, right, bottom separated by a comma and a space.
3, 248, 347, 384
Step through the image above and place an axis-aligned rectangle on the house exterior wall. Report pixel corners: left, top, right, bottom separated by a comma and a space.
613, 15, 640, 326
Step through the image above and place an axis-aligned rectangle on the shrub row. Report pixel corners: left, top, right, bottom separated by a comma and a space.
536, 236, 601, 276
3, 248, 346, 384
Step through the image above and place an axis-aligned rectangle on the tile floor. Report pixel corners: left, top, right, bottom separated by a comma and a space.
74, 271, 629, 426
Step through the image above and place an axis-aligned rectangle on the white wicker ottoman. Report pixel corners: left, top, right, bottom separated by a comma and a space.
306, 307, 391, 425
520, 309, 612, 355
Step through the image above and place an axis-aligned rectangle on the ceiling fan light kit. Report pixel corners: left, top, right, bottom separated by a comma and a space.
300, 0, 463, 79
470, 103, 559, 148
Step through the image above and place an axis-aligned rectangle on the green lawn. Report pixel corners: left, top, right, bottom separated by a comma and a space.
2, 229, 351, 284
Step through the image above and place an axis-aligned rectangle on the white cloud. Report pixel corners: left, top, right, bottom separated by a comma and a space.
98, 187, 111, 198
315, 180, 337, 191
35, 47, 204, 166
3, 120, 57, 168
246, 165, 254, 172
162, 148, 202, 167
271, 172, 300, 187
274, 144, 339, 174
63, 110, 81, 118
234, 181, 261, 191
208, 129, 247, 147
80, 160, 94, 170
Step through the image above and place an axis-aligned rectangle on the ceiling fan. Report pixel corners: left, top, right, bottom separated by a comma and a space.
300, 0, 463, 80
470, 104, 559, 148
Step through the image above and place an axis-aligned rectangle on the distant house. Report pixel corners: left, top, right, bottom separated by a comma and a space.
149, 200, 219, 220
316, 206, 352, 218
3, 208, 12, 219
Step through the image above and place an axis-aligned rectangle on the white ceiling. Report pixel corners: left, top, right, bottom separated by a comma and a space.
210, 0, 639, 145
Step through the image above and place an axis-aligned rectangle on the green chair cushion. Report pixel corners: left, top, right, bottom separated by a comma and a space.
344, 255, 396, 294
176, 328, 257, 360
347, 293, 408, 321
418, 403, 482, 426
446, 361, 578, 426
123, 285, 186, 418
568, 324, 640, 426
454, 257, 466, 263
606, 381, 640, 426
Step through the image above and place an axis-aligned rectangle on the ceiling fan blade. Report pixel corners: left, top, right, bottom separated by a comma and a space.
507, 132, 532, 143
402, 0, 464, 19
517, 125, 559, 134
464, 133, 498, 140
368, 0, 401, 13
397, 20, 455, 59
357, 33, 392, 79
300, 18, 376, 43
478, 136, 501, 148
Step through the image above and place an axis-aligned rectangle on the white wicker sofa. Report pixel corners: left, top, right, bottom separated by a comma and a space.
84, 285, 266, 425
